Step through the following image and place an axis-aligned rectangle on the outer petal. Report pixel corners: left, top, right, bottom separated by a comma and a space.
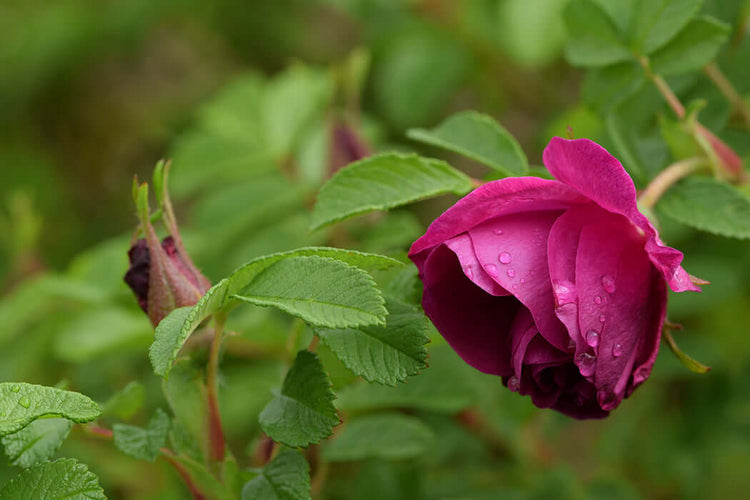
467, 211, 569, 351
543, 137, 700, 293
409, 176, 584, 267
420, 244, 521, 376
573, 214, 666, 411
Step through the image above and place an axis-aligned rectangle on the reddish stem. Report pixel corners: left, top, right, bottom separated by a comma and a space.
161, 450, 208, 500
206, 320, 227, 464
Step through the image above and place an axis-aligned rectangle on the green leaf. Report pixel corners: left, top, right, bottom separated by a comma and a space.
649, 16, 731, 76
1, 418, 72, 468
101, 381, 145, 420
261, 65, 333, 159
336, 345, 482, 413
310, 153, 473, 230
163, 360, 209, 462
113, 409, 171, 462
234, 256, 386, 329
323, 413, 435, 462
53, 307, 152, 363
0, 383, 101, 436
663, 329, 711, 374
406, 111, 528, 175
259, 351, 339, 447
168, 455, 236, 500
633, 0, 703, 54
582, 61, 645, 112
315, 298, 429, 386
657, 177, 750, 239
0, 458, 105, 499
150, 248, 400, 377
563, 0, 633, 67
241, 449, 311, 500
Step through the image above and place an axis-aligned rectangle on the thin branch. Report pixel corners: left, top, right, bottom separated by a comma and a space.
637, 157, 708, 210
704, 62, 750, 128
206, 316, 227, 465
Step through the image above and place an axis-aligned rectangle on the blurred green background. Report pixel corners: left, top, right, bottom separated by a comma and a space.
2, 0, 750, 498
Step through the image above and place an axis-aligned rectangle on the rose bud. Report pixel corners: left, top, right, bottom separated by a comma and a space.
329, 115, 372, 175
409, 137, 701, 419
124, 233, 211, 327
124, 170, 211, 327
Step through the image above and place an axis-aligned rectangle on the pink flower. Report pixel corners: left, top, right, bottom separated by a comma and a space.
409, 138, 700, 418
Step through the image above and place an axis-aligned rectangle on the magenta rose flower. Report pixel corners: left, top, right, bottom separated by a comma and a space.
408, 137, 701, 419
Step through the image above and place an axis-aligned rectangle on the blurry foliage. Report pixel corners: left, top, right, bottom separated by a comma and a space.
1, 0, 750, 499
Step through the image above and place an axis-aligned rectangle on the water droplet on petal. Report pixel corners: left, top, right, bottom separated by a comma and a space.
594, 296, 602, 305
11, 385, 20, 393
506, 269, 516, 278
601, 275, 616, 294
485, 264, 498, 278
567, 338, 576, 352
520, 278, 526, 284
18, 397, 30, 409
498, 252, 512, 264
463, 266, 473, 280
612, 343, 623, 357
586, 330, 599, 347
493, 228, 504, 236
552, 280, 576, 306
575, 352, 597, 376
599, 314, 606, 323
508, 376, 520, 392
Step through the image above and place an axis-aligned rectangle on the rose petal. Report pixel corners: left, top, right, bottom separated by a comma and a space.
572, 214, 666, 409
542, 137, 700, 293
444, 233, 510, 296
468, 211, 569, 351
547, 204, 611, 351
409, 176, 583, 267
420, 244, 520, 376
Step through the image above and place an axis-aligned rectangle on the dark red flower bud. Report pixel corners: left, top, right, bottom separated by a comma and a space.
329, 117, 372, 174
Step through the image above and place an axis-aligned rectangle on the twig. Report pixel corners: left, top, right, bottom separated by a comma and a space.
637, 157, 707, 210
206, 317, 227, 465
704, 62, 750, 128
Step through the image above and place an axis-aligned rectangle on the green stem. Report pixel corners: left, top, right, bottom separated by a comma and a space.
704, 62, 750, 128
637, 157, 707, 210
206, 316, 227, 465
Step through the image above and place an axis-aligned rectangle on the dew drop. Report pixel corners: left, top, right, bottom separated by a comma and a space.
520, 278, 526, 284
612, 343, 623, 357
601, 275, 616, 294
11, 385, 20, 393
463, 266, 474, 280
586, 330, 599, 347
498, 252, 512, 264
493, 228, 504, 236
508, 376, 520, 392
575, 352, 597, 376
18, 397, 30, 409
506, 268, 516, 278
485, 264, 498, 277
594, 296, 602, 305
599, 314, 606, 323
552, 280, 576, 306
